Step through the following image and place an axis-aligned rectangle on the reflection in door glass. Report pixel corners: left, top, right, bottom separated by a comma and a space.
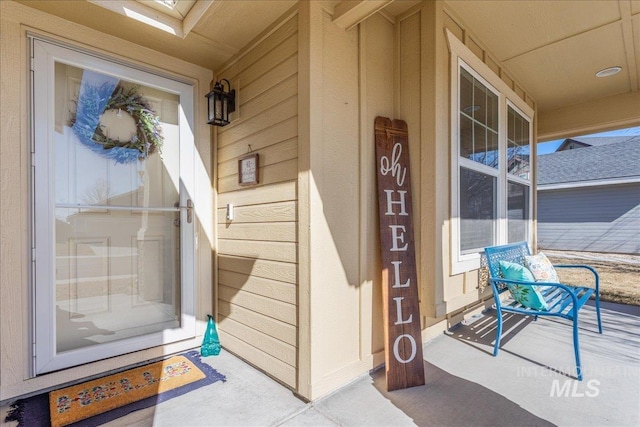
54, 63, 182, 352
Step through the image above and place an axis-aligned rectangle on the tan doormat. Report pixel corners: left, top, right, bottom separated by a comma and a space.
5, 351, 226, 427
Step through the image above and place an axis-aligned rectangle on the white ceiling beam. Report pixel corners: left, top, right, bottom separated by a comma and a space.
618, 0, 639, 92
538, 91, 640, 141
183, 0, 215, 38
88, 0, 185, 37
332, 0, 395, 30
88, 0, 214, 38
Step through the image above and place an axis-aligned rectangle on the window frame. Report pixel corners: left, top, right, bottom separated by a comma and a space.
505, 101, 533, 245
448, 31, 534, 275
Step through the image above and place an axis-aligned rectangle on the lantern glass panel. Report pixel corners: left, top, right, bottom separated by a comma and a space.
215, 96, 223, 121
207, 94, 215, 123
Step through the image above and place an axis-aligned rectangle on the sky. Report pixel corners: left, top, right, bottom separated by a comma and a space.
537, 125, 640, 155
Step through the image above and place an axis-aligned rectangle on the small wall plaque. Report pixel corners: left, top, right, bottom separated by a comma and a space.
238, 153, 259, 186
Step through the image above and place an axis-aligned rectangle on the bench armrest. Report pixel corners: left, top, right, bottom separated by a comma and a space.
489, 277, 580, 314
489, 277, 576, 293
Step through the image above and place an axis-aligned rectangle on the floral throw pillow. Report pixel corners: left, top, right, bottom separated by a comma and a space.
498, 261, 549, 311
524, 252, 559, 283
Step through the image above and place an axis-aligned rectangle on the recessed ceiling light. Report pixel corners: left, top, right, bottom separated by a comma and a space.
595, 66, 622, 78
463, 105, 481, 114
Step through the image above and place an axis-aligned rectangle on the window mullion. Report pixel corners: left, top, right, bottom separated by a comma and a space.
458, 157, 500, 177
497, 94, 508, 245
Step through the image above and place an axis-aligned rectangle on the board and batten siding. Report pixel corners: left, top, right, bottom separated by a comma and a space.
538, 183, 640, 254
368, 1, 540, 327
216, 14, 299, 388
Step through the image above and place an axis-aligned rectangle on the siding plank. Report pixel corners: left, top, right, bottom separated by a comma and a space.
241, 54, 298, 104
218, 222, 297, 243
217, 201, 297, 224
219, 300, 297, 345
219, 285, 296, 325
218, 239, 297, 264
218, 180, 297, 206
218, 255, 297, 284
218, 96, 297, 147
219, 269, 297, 303
237, 75, 298, 127
231, 35, 298, 90
218, 117, 297, 161
219, 316, 296, 366
218, 158, 298, 193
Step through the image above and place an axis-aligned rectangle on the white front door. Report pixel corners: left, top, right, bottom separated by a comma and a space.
31, 37, 196, 374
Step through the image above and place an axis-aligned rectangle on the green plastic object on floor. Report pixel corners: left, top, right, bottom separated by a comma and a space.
201, 314, 221, 356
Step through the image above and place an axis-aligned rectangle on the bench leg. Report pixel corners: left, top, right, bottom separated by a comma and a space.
494, 310, 503, 356
573, 316, 583, 381
595, 295, 603, 334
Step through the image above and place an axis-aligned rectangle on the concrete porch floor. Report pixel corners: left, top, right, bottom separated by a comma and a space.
2, 301, 638, 426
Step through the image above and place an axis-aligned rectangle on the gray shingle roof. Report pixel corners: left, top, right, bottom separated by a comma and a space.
537, 136, 640, 185
558, 136, 634, 149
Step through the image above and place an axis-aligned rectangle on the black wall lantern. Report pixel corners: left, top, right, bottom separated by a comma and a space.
206, 79, 236, 127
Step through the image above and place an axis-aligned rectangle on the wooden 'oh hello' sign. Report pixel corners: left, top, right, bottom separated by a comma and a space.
374, 116, 425, 391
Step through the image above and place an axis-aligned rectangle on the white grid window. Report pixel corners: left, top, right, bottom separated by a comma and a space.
448, 33, 534, 274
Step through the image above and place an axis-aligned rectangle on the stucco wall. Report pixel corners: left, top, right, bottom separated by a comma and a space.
0, 0, 213, 401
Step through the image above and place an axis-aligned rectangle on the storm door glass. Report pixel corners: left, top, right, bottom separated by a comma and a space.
32, 38, 196, 374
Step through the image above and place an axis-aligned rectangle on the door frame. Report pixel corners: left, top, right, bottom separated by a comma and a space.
30, 36, 197, 375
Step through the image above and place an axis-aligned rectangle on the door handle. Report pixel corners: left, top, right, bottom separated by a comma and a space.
174, 199, 193, 225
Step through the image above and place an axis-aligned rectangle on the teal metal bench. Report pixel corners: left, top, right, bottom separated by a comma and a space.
484, 242, 603, 380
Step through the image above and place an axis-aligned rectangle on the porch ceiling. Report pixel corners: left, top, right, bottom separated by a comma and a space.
16, 0, 639, 135
443, 0, 640, 114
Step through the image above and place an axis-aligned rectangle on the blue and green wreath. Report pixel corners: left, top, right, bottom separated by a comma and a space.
69, 83, 163, 164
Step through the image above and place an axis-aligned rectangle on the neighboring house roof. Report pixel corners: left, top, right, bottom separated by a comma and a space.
556, 136, 634, 151
537, 136, 640, 187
